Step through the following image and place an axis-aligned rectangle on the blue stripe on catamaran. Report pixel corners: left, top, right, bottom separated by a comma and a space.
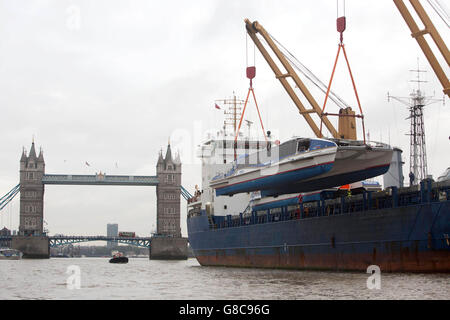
260, 163, 391, 197
215, 161, 334, 196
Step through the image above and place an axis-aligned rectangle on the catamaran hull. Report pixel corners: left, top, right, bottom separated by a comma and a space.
213, 152, 336, 196
261, 146, 393, 196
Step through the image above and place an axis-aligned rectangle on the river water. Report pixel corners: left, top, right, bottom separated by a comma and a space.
0, 258, 448, 300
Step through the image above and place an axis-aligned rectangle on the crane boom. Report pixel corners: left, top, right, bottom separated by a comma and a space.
394, 0, 450, 97
244, 19, 339, 139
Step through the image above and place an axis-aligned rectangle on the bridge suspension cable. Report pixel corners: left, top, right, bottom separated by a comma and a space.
180, 185, 193, 201
0, 184, 20, 211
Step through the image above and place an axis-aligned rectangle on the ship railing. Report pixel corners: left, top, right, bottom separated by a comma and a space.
212, 181, 450, 230
187, 196, 201, 204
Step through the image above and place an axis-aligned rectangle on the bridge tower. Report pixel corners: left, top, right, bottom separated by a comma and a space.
152, 143, 187, 260
156, 143, 182, 237
12, 141, 49, 258
19, 141, 45, 236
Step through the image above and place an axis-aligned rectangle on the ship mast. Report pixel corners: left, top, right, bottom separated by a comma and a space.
216, 93, 244, 136
233, 95, 237, 134
388, 61, 444, 185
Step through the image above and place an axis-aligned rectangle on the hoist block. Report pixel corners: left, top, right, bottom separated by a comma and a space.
246, 66, 256, 80
337, 16, 346, 33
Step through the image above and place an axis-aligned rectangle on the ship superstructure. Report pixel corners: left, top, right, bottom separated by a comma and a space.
194, 94, 271, 217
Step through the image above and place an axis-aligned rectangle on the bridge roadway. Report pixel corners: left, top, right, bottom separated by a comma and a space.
42, 174, 159, 186
0, 235, 152, 248
1, 175, 193, 211
49, 235, 152, 248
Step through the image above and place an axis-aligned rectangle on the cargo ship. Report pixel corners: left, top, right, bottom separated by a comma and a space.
186, 98, 450, 273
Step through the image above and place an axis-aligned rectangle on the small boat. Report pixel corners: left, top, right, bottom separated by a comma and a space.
109, 251, 128, 264
52, 253, 70, 258
210, 138, 338, 196
0, 248, 22, 260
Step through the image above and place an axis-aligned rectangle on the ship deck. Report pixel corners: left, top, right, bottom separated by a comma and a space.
208, 179, 449, 230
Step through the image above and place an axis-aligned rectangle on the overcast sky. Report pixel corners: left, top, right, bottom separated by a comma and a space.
0, 0, 448, 237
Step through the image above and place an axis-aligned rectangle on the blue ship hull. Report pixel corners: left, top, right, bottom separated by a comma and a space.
187, 181, 450, 272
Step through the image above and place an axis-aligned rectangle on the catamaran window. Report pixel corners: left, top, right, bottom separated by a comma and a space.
297, 140, 310, 152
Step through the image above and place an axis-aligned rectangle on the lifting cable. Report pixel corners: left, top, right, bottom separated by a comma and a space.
234, 35, 268, 160
268, 33, 351, 110
427, 0, 450, 28
320, 0, 366, 143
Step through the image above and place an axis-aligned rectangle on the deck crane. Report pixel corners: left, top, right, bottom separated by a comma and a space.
244, 19, 362, 141
394, 0, 450, 98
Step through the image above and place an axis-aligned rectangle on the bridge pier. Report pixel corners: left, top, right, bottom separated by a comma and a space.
12, 236, 50, 259
149, 236, 188, 260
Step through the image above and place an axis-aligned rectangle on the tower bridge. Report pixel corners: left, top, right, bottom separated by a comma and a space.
41, 174, 159, 186
0, 141, 189, 259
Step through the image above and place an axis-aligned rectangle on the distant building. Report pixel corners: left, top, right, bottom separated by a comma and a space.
0, 227, 11, 247
107, 223, 118, 248
0, 227, 11, 236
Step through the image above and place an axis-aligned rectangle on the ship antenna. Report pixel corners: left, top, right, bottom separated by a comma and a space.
233, 92, 237, 135
245, 119, 253, 139
387, 59, 444, 185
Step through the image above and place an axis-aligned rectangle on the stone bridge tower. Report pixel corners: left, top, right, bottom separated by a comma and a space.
156, 143, 182, 237
19, 141, 45, 236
